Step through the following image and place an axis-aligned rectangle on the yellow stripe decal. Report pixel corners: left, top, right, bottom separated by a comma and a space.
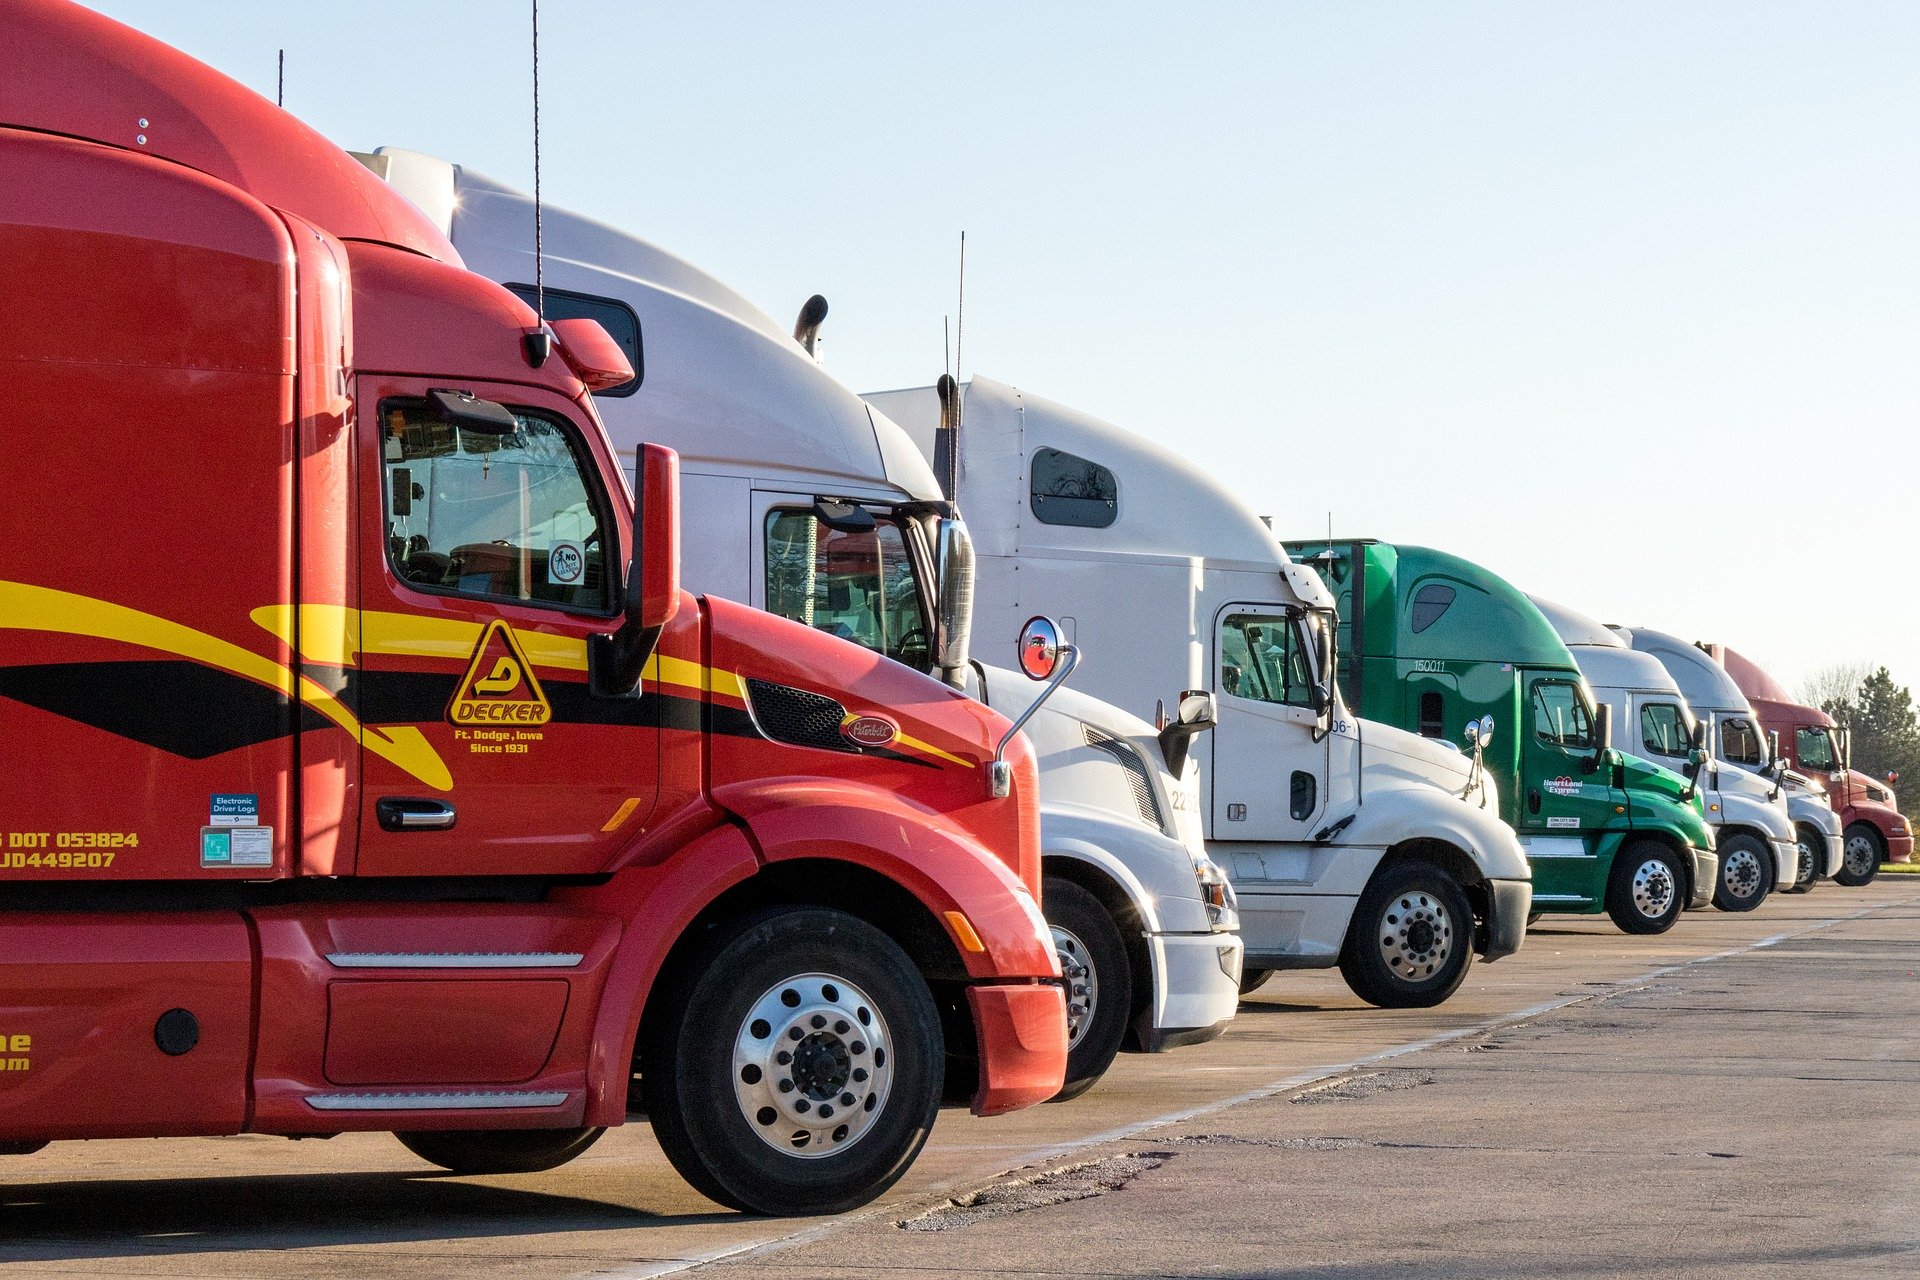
6, 582, 452, 791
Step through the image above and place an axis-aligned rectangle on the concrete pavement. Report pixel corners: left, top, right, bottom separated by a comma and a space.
2, 883, 1915, 1278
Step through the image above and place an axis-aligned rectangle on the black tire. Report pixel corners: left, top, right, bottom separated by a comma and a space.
1337, 860, 1474, 1009
1786, 825, 1820, 894
1837, 824, 1885, 887
394, 1126, 605, 1175
1605, 840, 1686, 934
1238, 968, 1274, 997
1711, 833, 1773, 912
641, 906, 943, 1216
1042, 876, 1130, 1104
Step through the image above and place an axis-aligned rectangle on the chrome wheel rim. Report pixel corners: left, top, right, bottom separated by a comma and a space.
1378, 890, 1454, 983
1722, 847, 1763, 901
1632, 858, 1676, 919
732, 972, 892, 1159
1053, 925, 1097, 1051
1845, 834, 1878, 878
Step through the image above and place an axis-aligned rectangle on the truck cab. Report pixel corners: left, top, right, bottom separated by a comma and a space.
1282, 542, 1715, 935
1715, 646, 1911, 884
0, 0, 1064, 1216
1620, 627, 1844, 891
1533, 600, 1796, 912
866, 380, 1532, 1010
361, 152, 1243, 1100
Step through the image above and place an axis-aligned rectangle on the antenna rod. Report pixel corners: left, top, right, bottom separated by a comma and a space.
531, 0, 544, 325
276, 49, 284, 107
944, 315, 951, 381
954, 231, 966, 384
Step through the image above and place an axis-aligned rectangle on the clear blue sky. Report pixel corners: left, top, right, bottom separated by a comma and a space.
94, 1, 1920, 701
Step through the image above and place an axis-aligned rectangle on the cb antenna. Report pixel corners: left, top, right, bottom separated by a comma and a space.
276, 50, 284, 107
954, 231, 966, 384
943, 315, 951, 380
524, 0, 551, 366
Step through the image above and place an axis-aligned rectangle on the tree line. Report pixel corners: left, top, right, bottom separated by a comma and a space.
1804, 664, 1920, 820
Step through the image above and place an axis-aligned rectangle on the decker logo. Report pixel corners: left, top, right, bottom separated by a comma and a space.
447, 620, 552, 726
842, 714, 899, 749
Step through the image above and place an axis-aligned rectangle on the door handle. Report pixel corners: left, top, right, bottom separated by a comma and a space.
376, 798, 457, 832
1527, 788, 1541, 815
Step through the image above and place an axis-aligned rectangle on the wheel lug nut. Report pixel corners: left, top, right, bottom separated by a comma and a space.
778, 1078, 794, 1093
775, 1050, 792, 1065
852, 1068, 868, 1083
840, 1091, 855, 1106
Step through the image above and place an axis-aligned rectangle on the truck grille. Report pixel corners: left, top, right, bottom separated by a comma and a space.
744, 679, 853, 753
1082, 724, 1164, 831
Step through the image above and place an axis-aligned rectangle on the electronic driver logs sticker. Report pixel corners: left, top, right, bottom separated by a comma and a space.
548, 540, 585, 587
447, 620, 552, 726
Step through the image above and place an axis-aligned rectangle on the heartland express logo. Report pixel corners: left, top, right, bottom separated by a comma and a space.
1544, 775, 1582, 798
447, 621, 552, 726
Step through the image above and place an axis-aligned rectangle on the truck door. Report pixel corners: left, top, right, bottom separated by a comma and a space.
351, 378, 658, 878
1518, 670, 1619, 900
1208, 606, 1338, 844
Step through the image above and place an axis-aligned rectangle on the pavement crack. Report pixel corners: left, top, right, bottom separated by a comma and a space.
1289, 1069, 1437, 1104
895, 1152, 1174, 1232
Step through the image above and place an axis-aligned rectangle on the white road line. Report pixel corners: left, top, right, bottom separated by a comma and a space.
588, 893, 1915, 1279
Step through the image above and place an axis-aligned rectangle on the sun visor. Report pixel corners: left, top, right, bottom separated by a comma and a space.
1281, 561, 1335, 610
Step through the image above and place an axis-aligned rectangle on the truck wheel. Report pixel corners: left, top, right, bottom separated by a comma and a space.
1786, 827, 1819, 894
1239, 968, 1274, 997
1043, 876, 1130, 1104
1711, 834, 1772, 912
1837, 825, 1884, 886
394, 1126, 605, 1175
641, 906, 942, 1216
1605, 841, 1685, 934
1337, 860, 1473, 1009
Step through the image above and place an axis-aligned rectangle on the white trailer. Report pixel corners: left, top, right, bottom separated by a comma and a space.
864, 378, 1531, 1008
365, 151, 1241, 1098
1618, 627, 1843, 889
1532, 599, 1798, 910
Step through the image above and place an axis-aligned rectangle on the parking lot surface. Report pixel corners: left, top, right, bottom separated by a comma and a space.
3, 882, 1917, 1279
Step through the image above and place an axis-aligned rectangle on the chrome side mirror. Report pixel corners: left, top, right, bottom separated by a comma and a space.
991, 617, 1081, 798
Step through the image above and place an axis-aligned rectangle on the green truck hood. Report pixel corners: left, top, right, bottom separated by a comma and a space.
1621, 753, 1714, 848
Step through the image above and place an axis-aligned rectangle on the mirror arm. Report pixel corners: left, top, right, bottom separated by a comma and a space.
989, 646, 1079, 798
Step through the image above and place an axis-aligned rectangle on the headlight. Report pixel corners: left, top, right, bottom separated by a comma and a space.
1191, 852, 1237, 933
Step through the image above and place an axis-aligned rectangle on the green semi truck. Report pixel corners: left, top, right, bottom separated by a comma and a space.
1283, 540, 1717, 934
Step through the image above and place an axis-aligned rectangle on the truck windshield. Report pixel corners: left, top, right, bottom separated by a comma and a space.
1795, 726, 1838, 771
1719, 715, 1767, 767
764, 510, 932, 670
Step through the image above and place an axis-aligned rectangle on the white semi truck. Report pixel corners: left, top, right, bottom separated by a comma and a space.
1619, 627, 1844, 891
1532, 599, 1798, 911
864, 378, 1532, 1009
366, 151, 1242, 1099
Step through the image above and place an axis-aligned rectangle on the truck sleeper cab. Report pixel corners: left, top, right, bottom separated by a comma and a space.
1620, 627, 1844, 892
1715, 646, 1911, 885
359, 153, 1241, 1099
864, 379, 1533, 1011
1534, 600, 1794, 913
0, 0, 1063, 1217
1283, 541, 1716, 936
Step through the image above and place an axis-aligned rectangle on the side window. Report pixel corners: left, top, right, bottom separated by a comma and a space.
1531, 680, 1595, 748
764, 511, 931, 670
1418, 690, 1445, 737
1796, 727, 1835, 770
1720, 716, 1763, 765
1220, 614, 1314, 708
1409, 582, 1456, 634
505, 285, 642, 396
382, 400, 610, 613
1030, 447, 1117, 528
1640, 703, 1688, 758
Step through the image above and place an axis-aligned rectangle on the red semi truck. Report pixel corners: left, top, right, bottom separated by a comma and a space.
0, 0, 1064, 1215
1711, 645, 1913, 881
